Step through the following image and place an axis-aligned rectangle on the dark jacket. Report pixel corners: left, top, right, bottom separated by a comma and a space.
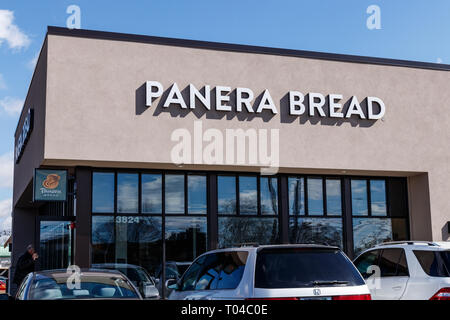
13, 251, 35, 285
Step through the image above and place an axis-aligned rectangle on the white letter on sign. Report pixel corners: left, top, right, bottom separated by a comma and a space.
146, 81, 163, 107
164, 83, 187, 109
289, 91, 305, 115
367, 97, 385, 120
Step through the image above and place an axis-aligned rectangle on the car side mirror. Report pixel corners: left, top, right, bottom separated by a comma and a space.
165, 279, 178, 290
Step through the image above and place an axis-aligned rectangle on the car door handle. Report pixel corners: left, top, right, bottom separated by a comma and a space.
392, 286, 403, 290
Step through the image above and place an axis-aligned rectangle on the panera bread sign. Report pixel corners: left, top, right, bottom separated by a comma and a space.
33, 169, 68, 202
145, 81, 386, 120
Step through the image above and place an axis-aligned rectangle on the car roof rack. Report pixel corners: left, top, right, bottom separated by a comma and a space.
378, 241, 439, 247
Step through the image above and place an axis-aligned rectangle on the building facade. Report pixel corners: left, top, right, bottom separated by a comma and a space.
11, 27, 450, 293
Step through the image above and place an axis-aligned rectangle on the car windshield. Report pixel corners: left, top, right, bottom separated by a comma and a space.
255, 248, 365, 288
28, 272, 139, 300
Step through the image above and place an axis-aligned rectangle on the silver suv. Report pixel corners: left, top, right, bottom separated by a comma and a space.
168, 244, 371, 300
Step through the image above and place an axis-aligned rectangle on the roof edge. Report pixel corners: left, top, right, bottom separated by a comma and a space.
47, 26, 450, 71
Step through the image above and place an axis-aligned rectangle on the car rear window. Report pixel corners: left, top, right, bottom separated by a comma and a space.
413, 250, 450, 277
255, 248, 365, 288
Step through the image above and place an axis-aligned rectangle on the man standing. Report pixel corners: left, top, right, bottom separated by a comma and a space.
13, 245, 38, 287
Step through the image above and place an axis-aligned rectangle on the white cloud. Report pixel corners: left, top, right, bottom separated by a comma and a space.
0, 96, 23, 115
0, 10, 30, 49
0, 216, 11, 232
0, 198, 11, 218
0, 74, 6, 90
0, 151, 13, 189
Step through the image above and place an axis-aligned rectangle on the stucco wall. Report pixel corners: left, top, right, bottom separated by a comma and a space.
13, 40, 48, 207
42, 34, 449, 241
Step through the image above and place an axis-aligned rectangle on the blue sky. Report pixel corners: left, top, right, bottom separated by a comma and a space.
0, 0, 449, 234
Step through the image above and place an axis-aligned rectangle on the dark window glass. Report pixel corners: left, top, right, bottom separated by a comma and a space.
165, 217, 207, 263
180, 256, 205, 291
388, 178, 408, 217
289, 217, 343, 248
370, 180, 387, 216
141, 174, 162, 213
260, 177, 278, 215
351, 180, 368, 216
218, 217, 279, 248
307, 178, 323, 216
326, 179, 342, 216
239, 176, 257, 215
165, 174, 185, 214
217, 176, 236, 214
255, 248, 365, 288
289, 177, 305, 216
114, 216, 162, 277
413, 250, 450, 277
92, 216, 115, 264
188, 175, 207, 214
354, 250, 380, 279
117, 173, 139, 213
397, 250, 409, 276
379, 249, 402, 277
92, 172, 114, 213
352, 218, 408, 256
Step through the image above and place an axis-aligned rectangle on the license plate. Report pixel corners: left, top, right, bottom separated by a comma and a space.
299, 297, 332, 300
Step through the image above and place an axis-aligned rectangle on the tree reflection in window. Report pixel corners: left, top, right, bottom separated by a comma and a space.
289, 218, 343, 248
260, 177, 278, 215
239, 176, 257, 215
218, 217, 279, 248
288, 177, 305, 216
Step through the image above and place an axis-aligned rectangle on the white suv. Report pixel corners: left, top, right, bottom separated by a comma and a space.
353, 241, 450, 300
168, 244, 371, 300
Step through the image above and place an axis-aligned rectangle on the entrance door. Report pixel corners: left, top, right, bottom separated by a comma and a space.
38, 219, 74, 271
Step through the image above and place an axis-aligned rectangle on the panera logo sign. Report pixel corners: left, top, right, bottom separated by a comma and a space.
145, 81, 386, 120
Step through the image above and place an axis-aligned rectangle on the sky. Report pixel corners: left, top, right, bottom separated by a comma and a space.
0, 0, 449, 236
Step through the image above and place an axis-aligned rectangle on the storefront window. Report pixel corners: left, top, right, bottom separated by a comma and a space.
370, 180, 387, 216
260, 177, 278, 215
165, 174, 185, 214
289, 217, 343, 248
92, 215, 162, 277
326, 179, 342, 215
92, 216, 115, 263
351, 179, 368, 216
117, 173, 139, 213
289, 177, 305, 216
307, 178, 323, 216
188, 175, 207, 214
218, 217, 279, 248
217, 176, 236, 214
141, 174, 162, 214
165, 217, 207, 263
352, 218, 408, 256
92, 172, 114, 213
115, 216, 162, 276
239, 176, 257, 215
